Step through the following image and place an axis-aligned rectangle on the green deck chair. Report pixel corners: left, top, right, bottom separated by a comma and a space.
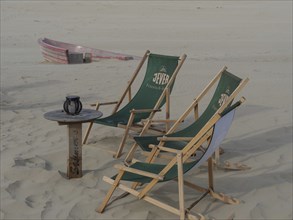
97, 90, 248, 220
125, 67, 249, 170
83, 50, 186, 158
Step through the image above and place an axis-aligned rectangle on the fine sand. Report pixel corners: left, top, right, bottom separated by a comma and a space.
1, 1, 292, 219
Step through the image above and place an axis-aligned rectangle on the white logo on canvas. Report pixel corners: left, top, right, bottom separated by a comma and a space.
218, 89, 230, 106
153, 66, 169, 85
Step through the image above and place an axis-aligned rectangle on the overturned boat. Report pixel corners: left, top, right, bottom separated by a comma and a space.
38, 37, 140, 64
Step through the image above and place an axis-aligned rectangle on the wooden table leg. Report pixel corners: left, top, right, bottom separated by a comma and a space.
67, 123, 82, 178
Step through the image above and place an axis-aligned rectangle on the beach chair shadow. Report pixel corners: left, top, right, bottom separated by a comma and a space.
83, 50, 186, 158
97, 91, 247, 219
125, 67, 250, 171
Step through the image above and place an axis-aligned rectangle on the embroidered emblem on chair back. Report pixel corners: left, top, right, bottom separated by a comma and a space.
218, 88, 230, 107
152, 66, 169, 85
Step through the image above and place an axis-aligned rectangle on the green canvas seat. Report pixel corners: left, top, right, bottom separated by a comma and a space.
133, 69, 242, 152
83, 51, 186, 158
97, 79, 249, 219
95, 54, 180, 127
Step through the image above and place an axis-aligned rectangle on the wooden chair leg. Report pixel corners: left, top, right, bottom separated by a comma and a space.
194, 104, 199, 120
96, 171, 125, 213
124, 143, 138, 164
177, 153, 185, 220
115, 112, 135, 158
82, 102, 100, 144
207, 157, 241, 205
209, 190, 241, 205
82, 121, 94, 144
124, 132, 159, 164
208, 157, 214, 190
213, 148, 220, 168
138, 178, 158, 199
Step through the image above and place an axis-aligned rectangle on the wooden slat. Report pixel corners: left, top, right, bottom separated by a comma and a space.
82, 101, 100, 144
208, 157, 214, 190
181, 180, 208, 193
130, 108, 161, 113
157, 136, 193, 141
115, 112, 136, 158
114, 164, 163, 180
96, 171, 125, 213
156, 145, 181, 154
141, 119, 178, 123
128, 81, 132, 102
165, 88, 171, 131
97, 101, 119, 106
177, 153, 185, 220
194, 104, 199, 120
209, 189, 241, 205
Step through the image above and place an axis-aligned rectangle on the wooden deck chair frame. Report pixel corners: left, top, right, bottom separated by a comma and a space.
82, 50, 187, 158
96, 81, 248, 219
125, 66, 249, 170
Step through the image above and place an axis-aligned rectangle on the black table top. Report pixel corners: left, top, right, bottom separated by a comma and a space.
44, 109, 103, 123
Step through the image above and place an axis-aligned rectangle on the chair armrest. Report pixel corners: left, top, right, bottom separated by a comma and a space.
149, 144, 181, 154
220, 97, 246, 116
157, 136, 193, 141
90, 101, 118, 107
141, 119, 178, 124
130, 109, 161, 114
114, 164, 163, 180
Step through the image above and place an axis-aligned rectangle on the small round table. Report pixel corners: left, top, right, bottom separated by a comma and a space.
44, 109, 102, 179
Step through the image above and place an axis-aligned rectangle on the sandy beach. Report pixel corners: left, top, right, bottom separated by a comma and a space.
1, 1, 292, 219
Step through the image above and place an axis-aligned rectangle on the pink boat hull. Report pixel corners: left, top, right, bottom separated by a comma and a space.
38, 38, 141, 64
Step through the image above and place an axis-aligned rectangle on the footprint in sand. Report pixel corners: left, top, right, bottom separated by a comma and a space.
13, 156, 52, 170
25, 192, 50, 208
6, 181, 21, 199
